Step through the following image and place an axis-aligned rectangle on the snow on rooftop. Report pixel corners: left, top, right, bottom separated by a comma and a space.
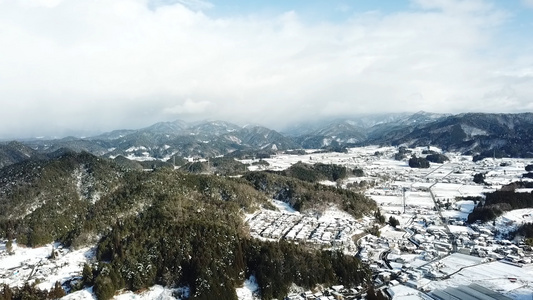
388, 284, 424, 300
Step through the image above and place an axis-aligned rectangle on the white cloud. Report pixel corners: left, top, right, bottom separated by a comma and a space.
0, 0, 531, 137
523, 0, 533, 8
149, 0, 213, 11
164, 99, 211, 114
412, 0, 494, 14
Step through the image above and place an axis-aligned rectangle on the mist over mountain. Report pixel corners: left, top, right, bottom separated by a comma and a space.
2, 112, 533, 171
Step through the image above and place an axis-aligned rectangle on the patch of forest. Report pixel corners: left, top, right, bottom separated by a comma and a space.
467, 186, 533, 223
242, 171, 376, 218
92, 213, 370, 299
512, 223, 533, 238
277, 161, 348, 183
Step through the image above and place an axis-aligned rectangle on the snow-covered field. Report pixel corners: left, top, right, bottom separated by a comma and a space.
493, 208, 533, 234
427, 261, 533, 300
0, 241, 94, 291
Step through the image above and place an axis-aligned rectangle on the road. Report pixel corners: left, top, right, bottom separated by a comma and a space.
428, 169, 458, 253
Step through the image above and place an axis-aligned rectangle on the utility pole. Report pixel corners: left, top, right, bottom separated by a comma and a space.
403, 187, 406, 214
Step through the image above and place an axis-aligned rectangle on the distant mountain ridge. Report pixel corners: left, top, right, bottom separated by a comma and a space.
2, 112, 533, 169
0, 141, 45, 169
369, 112, 533, 159
14, 120, 293, 164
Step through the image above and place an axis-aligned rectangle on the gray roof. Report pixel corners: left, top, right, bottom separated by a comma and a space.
429, 283, 513, 300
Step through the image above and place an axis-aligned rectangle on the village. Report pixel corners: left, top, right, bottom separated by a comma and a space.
245, 201, 372, 252
242, 146, 533, 300
0, 146, 532, 299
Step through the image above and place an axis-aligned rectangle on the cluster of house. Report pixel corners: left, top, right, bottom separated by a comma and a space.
247, 210, 371, 250
285, 285, 366, 300
244, 147, 533, 298
358, 213, 533, 292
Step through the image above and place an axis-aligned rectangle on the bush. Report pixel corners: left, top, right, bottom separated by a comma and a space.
82, 263, 94, 286
374, 209, 385, 224
388, 216, 400, 228
365, 225, 381, 237
473, 173, 486, 184
426, 153, 449, 163
352, 168, 364, 177
94, 275, 116, 300
408, 156, 430, 168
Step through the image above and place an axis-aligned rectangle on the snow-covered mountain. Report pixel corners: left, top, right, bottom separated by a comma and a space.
3, 112, 533, 168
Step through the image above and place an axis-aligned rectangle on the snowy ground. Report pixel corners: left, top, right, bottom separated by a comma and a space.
389, 284, 425, 300
493, 208, 533, 234
0, 241, 94, 291
235, 276, 260, 300
113, 286, 189, 300
436, 253, 484, 275
64, 286, 190, 300
426, 261, 533, 300
61, 288, 96, 300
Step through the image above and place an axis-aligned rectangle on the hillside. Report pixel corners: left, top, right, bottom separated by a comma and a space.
0, 141, 44, 169
369, 113, 533, 158
242, 171, 376, 217
0, 153, 374, 299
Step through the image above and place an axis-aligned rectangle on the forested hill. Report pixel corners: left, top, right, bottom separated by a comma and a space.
0, 152, 373, 299
367, 113, 533, 159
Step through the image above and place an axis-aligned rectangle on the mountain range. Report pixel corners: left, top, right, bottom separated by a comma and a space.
2, 111, 533, 168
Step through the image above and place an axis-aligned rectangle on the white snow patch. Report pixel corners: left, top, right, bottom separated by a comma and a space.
113, 285, 189, 300
0, 241, 95, 290
319, 180, 337, 187
318, 205, 356, 223
236, 276, 260, 300
271, 200, 298, 214
125, 146, 148, 152
125, 154, 158, 162
493, 208, 533, 234
226, 135, 242, 144
461, 124, 488, 137
61, 287, 96, 300
427, 261, 533, 299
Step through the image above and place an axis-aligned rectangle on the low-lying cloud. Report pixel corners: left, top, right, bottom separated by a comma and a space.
0, 0, 532, 138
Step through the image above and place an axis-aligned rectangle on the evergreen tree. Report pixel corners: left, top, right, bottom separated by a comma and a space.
48, 281, 66, 299
82, 263, 94, 286
388, 216, 400, 228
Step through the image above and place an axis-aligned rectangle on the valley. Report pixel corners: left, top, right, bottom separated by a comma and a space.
1, 144, 533, 299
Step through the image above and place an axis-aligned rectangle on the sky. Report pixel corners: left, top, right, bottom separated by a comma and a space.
1, 0, 533, 138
